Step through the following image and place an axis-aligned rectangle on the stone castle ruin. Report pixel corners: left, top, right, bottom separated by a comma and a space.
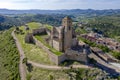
50, 16, 78, 52
25, 16, 90, 65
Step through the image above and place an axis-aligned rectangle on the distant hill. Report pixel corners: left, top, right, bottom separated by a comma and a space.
0, 15, 22, 30
0, 9, 120, 16
0, 14, 65, 30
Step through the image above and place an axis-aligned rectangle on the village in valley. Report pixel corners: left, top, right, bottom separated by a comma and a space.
13, 16, 120, 79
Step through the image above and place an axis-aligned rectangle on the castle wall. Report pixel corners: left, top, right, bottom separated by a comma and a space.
53, 40, 60, 51
46, 30, 51, 36
72, 38, 78, 47
32, 28, 47, 35
34, 37, 65, 65
58, 54, 66, 64
65, 49, 88, 64
34, 37, 89, 65
32, 17, 89, 65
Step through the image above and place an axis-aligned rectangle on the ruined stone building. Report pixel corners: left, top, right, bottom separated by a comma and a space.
50, 16, 78, 52
26, 16, 90, 64
48, 16, 90, 64
25, 33, 34, 43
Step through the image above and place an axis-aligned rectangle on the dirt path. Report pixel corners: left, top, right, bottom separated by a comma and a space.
28, 60, 90, 70
12, 31, 26, 80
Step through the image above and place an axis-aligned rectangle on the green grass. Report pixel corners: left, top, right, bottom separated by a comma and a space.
0, 29, 20, 80
44, 24, 53, 30
19, 22, 42, 33
28, 67, 69, 80
16, 22, 54, 65
35, 35, 63, 56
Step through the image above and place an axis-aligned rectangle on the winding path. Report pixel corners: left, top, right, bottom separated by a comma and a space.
28, 60, 90, 70
12, 31, 26, 80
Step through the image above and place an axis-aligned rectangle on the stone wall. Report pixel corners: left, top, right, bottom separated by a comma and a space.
58, 53, 66, 64
32, 28, 47, 35
52, 40, 60, 51
46, 29, 51, 36
65, 49, 88, 64
33, 37, 89, 65
25, 33, 34, 44
33, 37, 65, 65
72, 38, 78, 47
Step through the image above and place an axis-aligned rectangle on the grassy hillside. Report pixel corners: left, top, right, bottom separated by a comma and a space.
0, 29, 20, 80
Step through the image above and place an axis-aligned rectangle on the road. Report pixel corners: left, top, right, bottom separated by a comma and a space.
12, 31, 26, 80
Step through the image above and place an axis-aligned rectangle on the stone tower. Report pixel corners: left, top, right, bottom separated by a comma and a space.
62, 16, 73, 51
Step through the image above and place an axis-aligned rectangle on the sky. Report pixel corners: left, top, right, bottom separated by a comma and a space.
0, 0, 120, 10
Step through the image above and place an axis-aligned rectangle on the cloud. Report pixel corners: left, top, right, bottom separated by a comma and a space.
12, 0, 33, 3
0, 0, 119, 10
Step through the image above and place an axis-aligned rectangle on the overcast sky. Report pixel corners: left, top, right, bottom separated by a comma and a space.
0, 0, 120, 10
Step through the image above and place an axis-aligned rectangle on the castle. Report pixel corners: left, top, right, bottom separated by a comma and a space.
50, 16, 78, 52
26, 16, 90, 65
